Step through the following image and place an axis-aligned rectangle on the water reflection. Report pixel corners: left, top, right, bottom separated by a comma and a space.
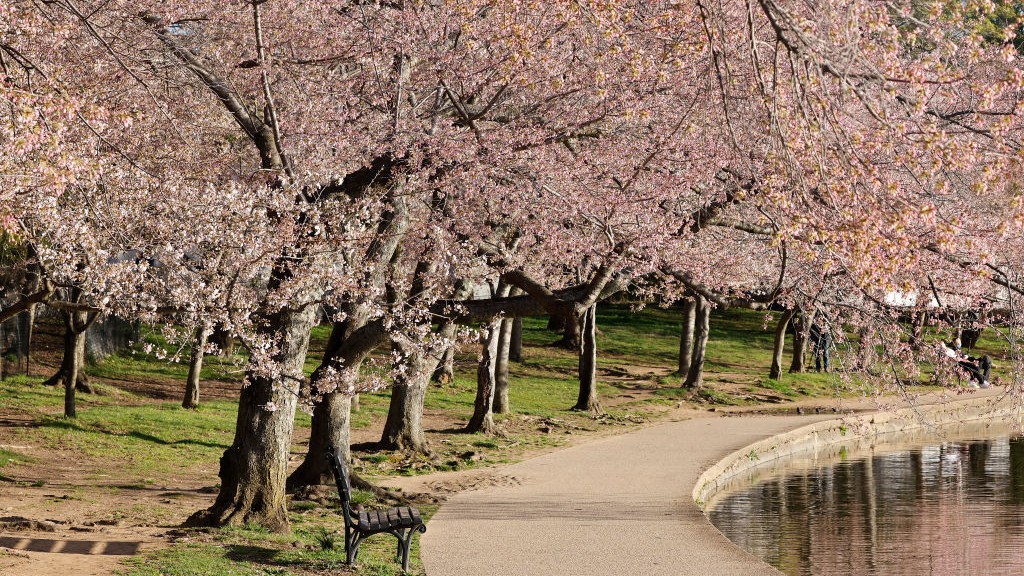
709, 437, 1024, 575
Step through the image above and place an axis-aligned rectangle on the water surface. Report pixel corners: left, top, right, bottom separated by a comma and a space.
709, 436, 1024, 575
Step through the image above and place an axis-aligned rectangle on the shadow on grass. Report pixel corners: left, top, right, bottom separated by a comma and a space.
39, 420, 228, 450
223, 543, 348, 571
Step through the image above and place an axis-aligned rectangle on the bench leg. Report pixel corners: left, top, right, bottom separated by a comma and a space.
399, 524, 426, 573
347, 532, 366, 565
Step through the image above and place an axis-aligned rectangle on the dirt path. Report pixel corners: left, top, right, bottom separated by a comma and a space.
0, 477, 211, 575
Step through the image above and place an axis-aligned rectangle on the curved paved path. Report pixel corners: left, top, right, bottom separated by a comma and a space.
421, 412, 834, 576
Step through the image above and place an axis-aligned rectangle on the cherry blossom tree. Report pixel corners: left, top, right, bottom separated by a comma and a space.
5, 0, 1024, 534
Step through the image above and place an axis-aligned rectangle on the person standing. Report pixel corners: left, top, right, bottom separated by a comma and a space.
813, 322, 832, 373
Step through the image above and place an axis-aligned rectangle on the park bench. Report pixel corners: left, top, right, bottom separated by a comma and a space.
325, 445, 426, 573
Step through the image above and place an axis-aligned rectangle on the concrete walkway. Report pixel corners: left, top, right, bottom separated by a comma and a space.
421, 413, 834, 576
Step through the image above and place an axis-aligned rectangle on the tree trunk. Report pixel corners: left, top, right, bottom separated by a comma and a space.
379, 338, 436, 453
63, 310, 90, 418
17, 307, 34, 376
546, 314, 564, 332
554, 315, 581, 349
493, 317, 514, 414
209, 326, 235, 356
683, 295, 710, 390
382, 311, 462, 450
287, 317, 388, 491
789, 309, 815, 374
909, 310, 926, 351
466, 322, 500, 434
574, 304, 601, 413
287, 392, 351, 490
183, 325, 210, 409
678, 297, 697, 377
431, 343, 455, 384
187, 304, 317, 532
770, 309, 796, 380
289, 190, 411, 489
45, 297, 96, 413
509, 317, 523, 363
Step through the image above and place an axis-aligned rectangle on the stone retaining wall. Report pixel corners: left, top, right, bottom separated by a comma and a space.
694, 395, 1024, 510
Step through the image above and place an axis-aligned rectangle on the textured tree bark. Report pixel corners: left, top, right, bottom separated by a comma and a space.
287, 318, 387, 491
789, 309, 814, 374
62, 309, 90, 418
291, 187, 409, 483
183, 325, 210, 409
379, 338, 435, 452
678, 297, 696, 377
574, 304, 601, 413
209, 326, 235, 356
770, 309, 796, 380
46, 291, 97, 418
466, 322, 501, 434
683, 295, 710, 390
554, 316, 581, 349
187, 304, 317, 532
509, 316, 523, 363
431, 343, 455, 384
492, 317, 514, 414
287, 391, 351, 490
909, 310, 926, 351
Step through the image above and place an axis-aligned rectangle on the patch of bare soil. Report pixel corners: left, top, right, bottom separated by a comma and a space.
0, 472, 211, 576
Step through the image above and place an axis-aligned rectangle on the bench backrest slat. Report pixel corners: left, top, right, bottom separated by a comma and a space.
325, 445, 354, 528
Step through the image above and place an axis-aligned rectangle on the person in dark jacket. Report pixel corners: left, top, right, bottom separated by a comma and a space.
810, 321, 832, 373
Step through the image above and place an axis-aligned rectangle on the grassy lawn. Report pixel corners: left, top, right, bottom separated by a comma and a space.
1, 304, 990, 575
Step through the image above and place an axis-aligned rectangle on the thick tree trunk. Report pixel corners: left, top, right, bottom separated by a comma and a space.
183, 325, 209, 409
209, 326, 235, 356
678, 297, 697, 377
287, 318, 386, 491
789, 309, 814, 374
770, 309, 796, 380
381, 274, 469, 451
287, 392, 351, 490
546, 314, 564, 332
574, 304, 601, 413
493, 317, 514, 414
379, 337, 437, 453
509, 317, 523, 363
466, 322, 501, 434
187, 304, 317, 532
683, 295, 710, 390
289, 190, 410, 489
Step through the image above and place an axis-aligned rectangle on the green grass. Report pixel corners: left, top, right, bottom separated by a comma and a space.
0, 377, 298, 478
121, 498, 436, 576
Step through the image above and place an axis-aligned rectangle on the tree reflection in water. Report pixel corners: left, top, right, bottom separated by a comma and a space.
709, 437, 1024, 575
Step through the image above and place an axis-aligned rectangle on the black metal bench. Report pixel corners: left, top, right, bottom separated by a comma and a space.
324, 446, 426, 573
